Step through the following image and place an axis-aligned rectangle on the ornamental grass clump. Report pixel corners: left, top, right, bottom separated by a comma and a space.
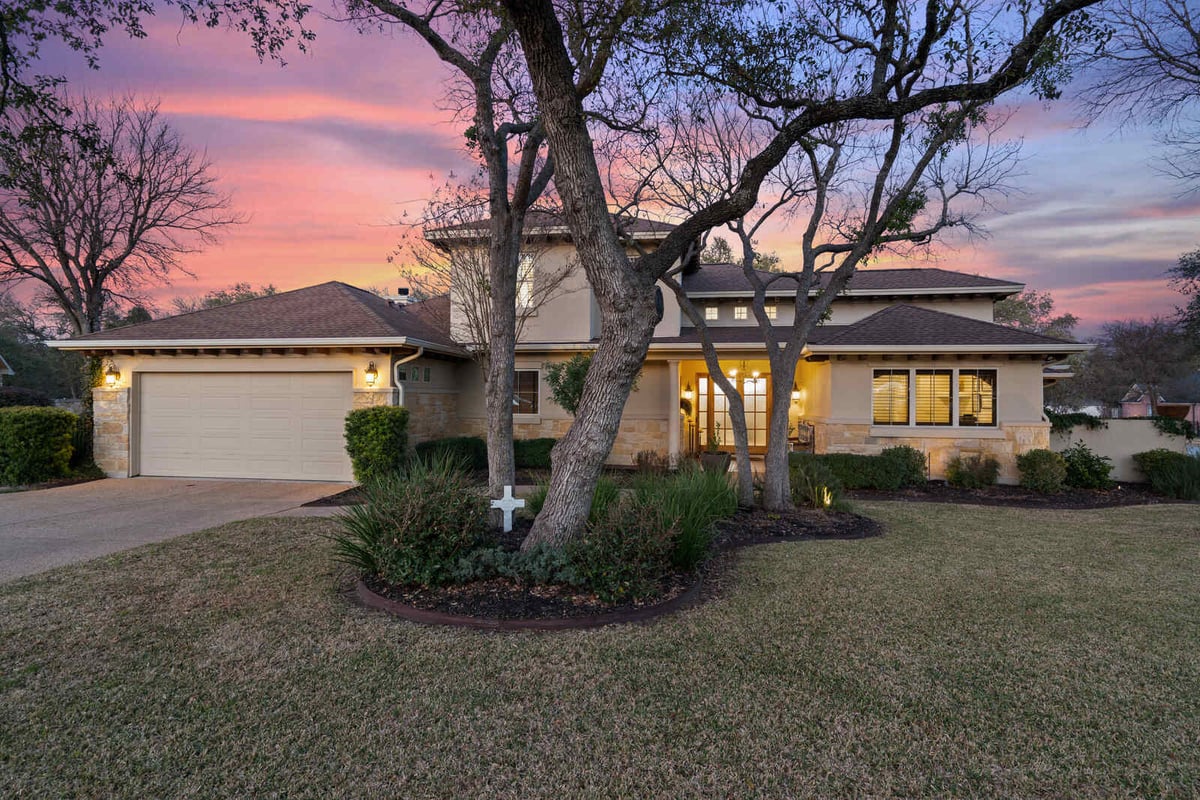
630, 462, 737, 570
789, 456, 847, 509
331, 454, 489, 587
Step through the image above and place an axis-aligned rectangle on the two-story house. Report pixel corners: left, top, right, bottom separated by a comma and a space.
53, 217, 1086, 483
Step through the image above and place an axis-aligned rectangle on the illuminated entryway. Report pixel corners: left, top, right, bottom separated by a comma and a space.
698, 370, 771, 453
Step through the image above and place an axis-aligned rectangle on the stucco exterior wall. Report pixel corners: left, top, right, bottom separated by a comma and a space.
686, 296, 996, 328
1050, 419, 1190, 482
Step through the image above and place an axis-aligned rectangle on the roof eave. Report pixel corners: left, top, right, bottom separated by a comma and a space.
48, 336, 466, 357
810, 342, 1090, 354
683, 284, 1025, 299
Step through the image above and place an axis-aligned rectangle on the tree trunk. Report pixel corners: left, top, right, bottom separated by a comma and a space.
761, 358, 797, 510
484, 227, 519, 497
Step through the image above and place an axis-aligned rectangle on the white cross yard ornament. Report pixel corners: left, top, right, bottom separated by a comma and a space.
491, 485, 525, 533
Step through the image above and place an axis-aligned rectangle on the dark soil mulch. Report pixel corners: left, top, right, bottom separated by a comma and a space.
847, 481, 1186, 509
360, 506, 880, 622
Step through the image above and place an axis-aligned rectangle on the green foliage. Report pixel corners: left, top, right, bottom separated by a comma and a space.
525, 479, 549, 517
1016, 449, 1067, 494
1150, 416, 1197, 441
1045, 409, 1106, 435
343, 406, 409, 483
0, 387, 51, 407
1060, 440, 1115, 490
630, 464, 738, 570
544, 353, 593, 416
588, 476, 621, 526
634, 449, 670, 474
945, 454, 1001, 489
414, 436, 487, 472
787, 448, 925, 491
1133, 449, 1200, 500
330, 455, 489, 587
70, 410, 93, 467
450, 545, 579, 587
566, 496, 676, 603
994, 289, 1079, 341
789, 456, 846, 509
513, 437, 556, 469
0, 406, 77, 485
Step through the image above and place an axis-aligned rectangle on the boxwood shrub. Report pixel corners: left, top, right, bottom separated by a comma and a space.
787, 446, 926, 491
1060, 440, 1114, 490
1016, 448, 1067, 493
945, 453, 1000, 488
1133, 449, 1200, 500
0, 406, 77, 485
414, 435, 487, 471
514, 437, 556, 469
344, 406, 410, 482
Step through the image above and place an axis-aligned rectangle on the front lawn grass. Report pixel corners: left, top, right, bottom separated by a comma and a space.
2, 502, 1198, 797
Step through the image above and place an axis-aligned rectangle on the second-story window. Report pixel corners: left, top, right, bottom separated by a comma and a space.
516, 254, 535, 308
765, 304, 777, 320
734, 306, 748, 320
705, 306, 719, 321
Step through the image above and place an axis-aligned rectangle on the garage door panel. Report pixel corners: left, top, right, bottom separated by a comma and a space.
138, 372, 354, 481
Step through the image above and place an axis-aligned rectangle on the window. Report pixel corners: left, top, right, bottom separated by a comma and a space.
514, 369, 539, 414
915, 370, 952, 426
734, 306, 748, 320
959, 369, 997, 426
872, 370, 909, 425
516, 254, 535, 308
872, 368, 999, 427
705, 305, 719, 321
396, 367, 408, 382
423, 367, 432, 383
765, 304, 777, 320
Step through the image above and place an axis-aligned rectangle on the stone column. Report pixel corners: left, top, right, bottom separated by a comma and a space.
92, 387, 131, 478
667, 359, 681, 467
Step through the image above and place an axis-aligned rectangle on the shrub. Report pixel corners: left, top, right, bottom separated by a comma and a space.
451, 545, 580, 587
567, 496, 676, 603
70, 411, 93, 467
945, 453, 1000, 489
1133, 449, 1200, 500
631, 463, 737, 570
1016, 449, 1067, 494
588, 476, 621, 526
0, 387, 52, 408
880, 445, 927, 487
513, 437, 556, 469
525, 479, 549, 516
1060, 440, 1115, 490
414, 435, 487, 472
634, 449, 670, 474
0, 406, 77, 485
343, 406, 410, 482
330, 455, 489, 587
790, 456, 846, 509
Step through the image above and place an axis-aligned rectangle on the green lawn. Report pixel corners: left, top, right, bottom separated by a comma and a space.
2, 502, 1198, 798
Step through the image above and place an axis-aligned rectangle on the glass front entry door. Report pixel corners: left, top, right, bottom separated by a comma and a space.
698, 374, 770, 453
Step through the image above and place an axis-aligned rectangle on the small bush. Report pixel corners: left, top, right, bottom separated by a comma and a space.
344, 406, 410, 482
451, 545, 579, 587
567, 496, 676, 603
414, 435, 487, 472
589, 476, 621, 526
631, 463, 737, 570
945, 453, 1000, 489
1060, 440, 1115, 490
0, 387, 52, 408
1133, 449, 1200, 500
790, 456, 846, 509
70, 411, 93, 467
880, 445, 927, 487
634, 449, 670, 474
330, 455, 489, 587
514, 437, 556, 469
0, 406, 77, 485
525, 480, 549, 516
1016, 449, 1067, 494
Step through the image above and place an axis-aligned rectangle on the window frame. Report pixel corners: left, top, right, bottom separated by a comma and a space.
871, 367, 998, 428
734, 305, 748, 320
764, 304, 777, 320
705, 305, 719, 321
513, 368, 540, 416
516, 254, 535, 309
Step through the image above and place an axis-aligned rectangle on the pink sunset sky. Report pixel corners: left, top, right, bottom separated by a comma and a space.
41, 6, 1199, 337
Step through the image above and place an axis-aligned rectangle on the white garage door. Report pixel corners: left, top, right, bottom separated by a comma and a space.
138, 372, 354, 481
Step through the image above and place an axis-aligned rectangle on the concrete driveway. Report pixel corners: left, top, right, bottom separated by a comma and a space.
0, 477, 347, 583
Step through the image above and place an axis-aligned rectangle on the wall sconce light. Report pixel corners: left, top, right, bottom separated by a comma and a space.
682, 381, 694, 401
364, 361, 379, 387
791, 382, 801, 401
751, 370, 761, 379
104, 365, 121, 387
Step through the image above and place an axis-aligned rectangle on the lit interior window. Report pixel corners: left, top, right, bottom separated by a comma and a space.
872, 370, 909, 425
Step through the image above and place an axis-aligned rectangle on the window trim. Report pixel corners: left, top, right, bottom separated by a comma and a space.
704, 305, 719, 321
516, 254, 535, 310
734, 305, 748, 320
872, 367, 998, 428
513, 368, 540, 416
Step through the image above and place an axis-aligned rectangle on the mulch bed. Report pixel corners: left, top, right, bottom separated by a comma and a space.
847, 481, 1185, 509
353, 507, 881, 629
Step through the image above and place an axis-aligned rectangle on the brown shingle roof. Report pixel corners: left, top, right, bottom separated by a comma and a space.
681, 264, 1022, 295
66, 282, 460, 351
818, 304, 1079, 348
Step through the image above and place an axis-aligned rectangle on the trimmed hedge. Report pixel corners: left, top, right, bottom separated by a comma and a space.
0, 387, 52, 408
1133, 449, 1200, 500
946, 453, 1000, 488
1016, 448, 1067, 494
787, 445, 926, 491
0, 406, 77, 485
415, 436, 559, 471
344, 406, 410, 482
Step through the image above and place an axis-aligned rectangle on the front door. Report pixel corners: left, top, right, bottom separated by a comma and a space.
698, 373, 771, 454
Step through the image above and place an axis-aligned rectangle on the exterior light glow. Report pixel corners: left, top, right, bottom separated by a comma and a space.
104, 366, 121, 387
682, 381, 694, 401
364, 361, 379, 387
751, 370, 761, 379
791, 382, 801, 401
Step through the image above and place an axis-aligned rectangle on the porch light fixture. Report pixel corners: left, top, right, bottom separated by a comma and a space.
791, 382, 801, 401
751, 370, 761, 379
682, 381, 694, 401
104, 365, 121, 387
364, 361, 379, 387
728, 367, 738, 378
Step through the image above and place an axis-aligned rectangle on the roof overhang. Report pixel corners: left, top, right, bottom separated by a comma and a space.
684, 284, 1025, 300
426, 226, 670, 246
48, 336, 466, 358
811, 343, 1089, 354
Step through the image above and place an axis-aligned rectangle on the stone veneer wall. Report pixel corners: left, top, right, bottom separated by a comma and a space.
406, 391, 459, 447
92, 387, 130, 478
814, 421, 1050, 484
352, 388, 397, 410
456, 417, 669, 466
